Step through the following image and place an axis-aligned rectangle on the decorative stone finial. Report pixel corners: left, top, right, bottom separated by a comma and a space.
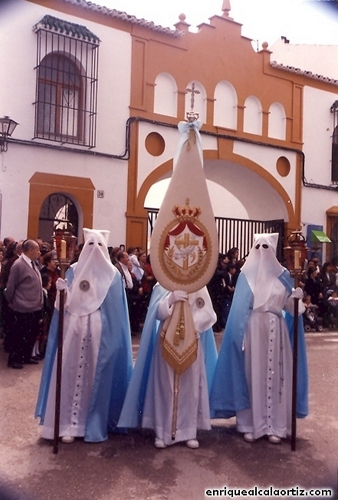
222, 0, 231, 17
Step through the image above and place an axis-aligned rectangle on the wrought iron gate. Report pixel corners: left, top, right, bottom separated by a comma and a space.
146, 208, 285, 262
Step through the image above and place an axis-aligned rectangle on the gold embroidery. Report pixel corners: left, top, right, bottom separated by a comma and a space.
158, 199, 212, 286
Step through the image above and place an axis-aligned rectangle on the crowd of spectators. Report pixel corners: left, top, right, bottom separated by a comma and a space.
0, 237, 60, 368
109, 246, 156, 335
207, 247, 245, 332
301, 258, 338, 330
207, 249, 338, 334
0, 237, 158, 368
2, 234, 338, 369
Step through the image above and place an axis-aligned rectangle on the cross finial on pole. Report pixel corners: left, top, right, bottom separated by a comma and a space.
186, 82, 200, 122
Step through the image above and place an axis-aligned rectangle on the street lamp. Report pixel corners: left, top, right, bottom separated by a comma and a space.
0, 116, 18, 152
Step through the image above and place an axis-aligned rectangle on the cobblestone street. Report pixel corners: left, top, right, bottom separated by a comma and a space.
0, 331, 337, 500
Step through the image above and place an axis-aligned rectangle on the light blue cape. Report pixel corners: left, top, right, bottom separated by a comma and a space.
118, 284, 218, 429
35, 267, 133, 442
210, 269, 309, 419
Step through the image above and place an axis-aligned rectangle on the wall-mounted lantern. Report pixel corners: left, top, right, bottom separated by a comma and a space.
0, 116, 18, 152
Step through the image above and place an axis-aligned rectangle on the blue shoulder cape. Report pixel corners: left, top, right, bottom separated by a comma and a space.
209, 269, 308, 419
118, 284, 218, 428
35, 267, 133, 442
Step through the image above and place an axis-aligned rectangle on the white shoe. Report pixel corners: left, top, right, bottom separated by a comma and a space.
186, 439, 199, 449
61, 436, 75, 444
154, 438, 167, 449
243, 432, 255, 443
268, 435, 281, 444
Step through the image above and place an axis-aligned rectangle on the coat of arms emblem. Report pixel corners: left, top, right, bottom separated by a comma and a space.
158, 199, 212, 285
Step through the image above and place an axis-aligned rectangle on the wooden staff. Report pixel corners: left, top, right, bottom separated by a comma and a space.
291, 275, 300, 452
53, 264, 66, 454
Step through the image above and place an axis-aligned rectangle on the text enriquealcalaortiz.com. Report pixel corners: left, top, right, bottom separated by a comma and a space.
205, 486, 333, 498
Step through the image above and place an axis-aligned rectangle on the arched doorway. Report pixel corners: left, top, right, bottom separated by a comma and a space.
28, 172, 94, 241
38, 193, 79, 242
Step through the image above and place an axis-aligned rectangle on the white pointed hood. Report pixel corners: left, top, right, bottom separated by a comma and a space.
241, 233, 284, 310
67, 228, 117, 316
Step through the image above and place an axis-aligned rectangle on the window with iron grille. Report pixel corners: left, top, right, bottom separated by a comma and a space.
33, 16, 100, 147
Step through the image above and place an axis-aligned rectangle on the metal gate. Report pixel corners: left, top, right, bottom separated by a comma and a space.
146, 208, 285, 262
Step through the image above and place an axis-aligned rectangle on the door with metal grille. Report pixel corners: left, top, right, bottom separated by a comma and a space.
39, 193, 78, 242
146, 208, 284, 262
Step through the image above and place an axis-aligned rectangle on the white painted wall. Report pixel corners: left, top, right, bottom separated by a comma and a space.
0, 0, 132, 244
302, 86, 337, 187
300, 84, 338, 235
233, 141, 297, 208
270, 38, 338, 80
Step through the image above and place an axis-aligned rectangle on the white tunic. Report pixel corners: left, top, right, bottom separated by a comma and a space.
236, 278, 301, 439
41, 311, 102, 439
141, 289, 215, 446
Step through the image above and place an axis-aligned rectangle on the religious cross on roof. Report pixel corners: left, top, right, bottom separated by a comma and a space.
186, 82, 200, 122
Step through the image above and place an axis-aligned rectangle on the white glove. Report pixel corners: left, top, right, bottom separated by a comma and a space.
168, 290, 188, 306
291, 287, 303, 300
56, 278, 67, 291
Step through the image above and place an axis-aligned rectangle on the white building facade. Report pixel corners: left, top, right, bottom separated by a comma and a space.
1, 0, 338, 262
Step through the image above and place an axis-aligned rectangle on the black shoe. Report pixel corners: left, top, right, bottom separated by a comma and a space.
25, 358, 39, 365
11, 362, 23, 369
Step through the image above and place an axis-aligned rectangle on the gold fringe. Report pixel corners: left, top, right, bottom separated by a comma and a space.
161, 337, 198, 376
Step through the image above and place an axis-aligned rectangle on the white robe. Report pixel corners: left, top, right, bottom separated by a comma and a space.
41, 311, 102, 439
36, 229, 133, 443
141, 289, 215, 446
236, 278, 304, 439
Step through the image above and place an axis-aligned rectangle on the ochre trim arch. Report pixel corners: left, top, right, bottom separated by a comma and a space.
125, 159, 173, 250
28, 172, 95, 239
133, 151, 299, 232
203, 147, 300, 230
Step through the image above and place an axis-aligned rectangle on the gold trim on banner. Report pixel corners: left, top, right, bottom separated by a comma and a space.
160, 301, 198, 376
158, 201, 213, 286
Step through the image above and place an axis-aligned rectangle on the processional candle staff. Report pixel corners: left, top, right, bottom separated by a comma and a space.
53, 227, 77, 454
283, 231, 307, 451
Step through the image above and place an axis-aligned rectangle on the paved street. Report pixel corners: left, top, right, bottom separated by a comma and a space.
0, 330, 337, 500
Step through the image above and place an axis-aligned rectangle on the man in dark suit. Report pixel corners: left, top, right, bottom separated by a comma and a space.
5, 239, 43, 369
